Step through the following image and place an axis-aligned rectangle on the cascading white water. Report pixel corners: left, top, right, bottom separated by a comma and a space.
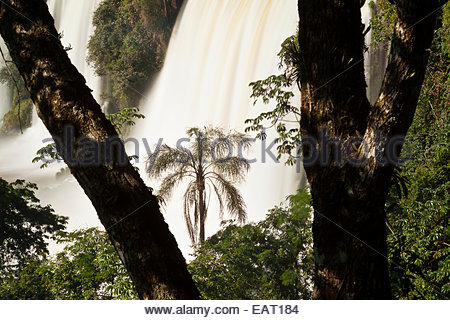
0, 1, 103, 236
0, 39, 12, 123
132, 0, 303, 254
0, 0, 382, 257
362, 0, 388, 103
47, 0, 104, 101
362, 1, 375, 99
133, 0, 380, 255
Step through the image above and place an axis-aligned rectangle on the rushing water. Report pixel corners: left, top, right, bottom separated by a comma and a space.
0, 0, 103, 241
132, 0, 303, 253
362, 1, 388, 104
0, 0, 381, 256
133, 0, 383, 254
0, 39, 12, 124
47, 0, 104, 101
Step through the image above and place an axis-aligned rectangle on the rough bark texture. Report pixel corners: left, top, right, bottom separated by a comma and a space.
198, 179, 206, 243
298, 0, 440, 299
0, 0, 199, 300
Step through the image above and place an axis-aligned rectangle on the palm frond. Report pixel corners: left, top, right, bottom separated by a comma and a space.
158, 169, 193, 201
209, 172, 247, 224
183, 181, 199, 244
147, 144, 192, 179
209, 156, 250, 182
147, 126, 251, 243
184, 194, 196, 244
209, 180, 225, 220
187, 126, 252, 164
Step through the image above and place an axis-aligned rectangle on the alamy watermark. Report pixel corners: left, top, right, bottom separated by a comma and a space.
35, 126, 410, 173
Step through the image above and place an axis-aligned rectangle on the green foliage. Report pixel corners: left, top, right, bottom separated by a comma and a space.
87, 0, 175, 111
369, 0, 397, 50
386, 3, 450, 299
0, 228, 138, 300
0, 177, 136, 299
188, 188, 313, 299
48, 228, 138, 300
0, 94, 33, 135
0, 257, 56, 299
277, 33, 302, 82
0, 61, 29, 100
148, 126, 251, 244
245, 34, 301, 165
105, 107, 145, 136
33, 107, 144, 169
32, 143, 62, 169
0, 178, 67, 270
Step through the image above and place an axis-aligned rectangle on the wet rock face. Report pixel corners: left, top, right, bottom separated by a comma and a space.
0, 61, 33, 134
0, 96, 33, 135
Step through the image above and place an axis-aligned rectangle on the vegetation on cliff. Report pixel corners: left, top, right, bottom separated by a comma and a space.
0, 0, 183, 134
87, 0, 183, 112
0, 62, 32, 135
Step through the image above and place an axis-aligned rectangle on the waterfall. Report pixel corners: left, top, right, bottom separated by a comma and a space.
133, 0, 383, 254
132, 0, 303, 253
0, 1, 103, 236
362, 0, 388, 104
47, 0, 104, 103
0, 0, 103, 128
0, 0, 385, 257
0, 39, 12, 123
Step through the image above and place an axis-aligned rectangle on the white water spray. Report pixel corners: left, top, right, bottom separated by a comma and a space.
47, 0, 104, 101
0, 1, 103, 234
132, 0, 303, 253
0, 39, 12, 123
362, 0, 388, 103
0, 0, 382, 257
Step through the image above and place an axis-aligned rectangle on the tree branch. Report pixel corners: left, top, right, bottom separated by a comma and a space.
360, 0, 442, 176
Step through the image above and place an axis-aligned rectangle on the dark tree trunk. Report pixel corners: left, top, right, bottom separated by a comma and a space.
0, 0, 199, 300
198, 178, 206, 243
199, 204, 206, 243
297, 0, 440, 299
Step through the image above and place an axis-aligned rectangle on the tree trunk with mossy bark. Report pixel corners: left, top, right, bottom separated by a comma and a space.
298, 0, 441, 299
0, 0, 199, 300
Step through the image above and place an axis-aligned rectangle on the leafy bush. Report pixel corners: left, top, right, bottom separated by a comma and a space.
188, 188, 313, 299
0, 178, 67, 270
0, 228, 138, 300
386, 3, 450, 299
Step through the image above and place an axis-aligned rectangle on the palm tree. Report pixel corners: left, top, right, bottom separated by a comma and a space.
147, 126, 251, 244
